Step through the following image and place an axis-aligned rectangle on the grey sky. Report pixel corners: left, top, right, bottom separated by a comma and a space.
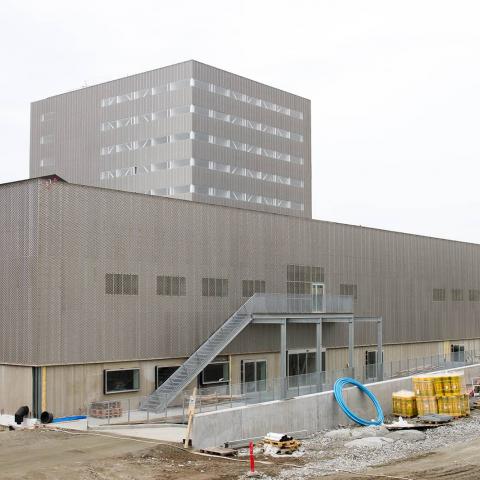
1, 0, 479, 242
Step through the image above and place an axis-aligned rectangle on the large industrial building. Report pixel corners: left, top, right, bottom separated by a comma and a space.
1, 61, 480, 417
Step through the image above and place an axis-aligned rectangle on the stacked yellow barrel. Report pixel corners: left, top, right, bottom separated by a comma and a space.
434, 373, 470, 417
412, 375, 438, 416
410, 372, 470, 417
392, 390, 417, 417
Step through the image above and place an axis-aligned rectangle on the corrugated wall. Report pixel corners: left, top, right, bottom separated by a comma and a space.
30, 60, 311, 218
14, 178, 478, 366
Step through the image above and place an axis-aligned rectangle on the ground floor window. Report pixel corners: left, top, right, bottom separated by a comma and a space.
287, 350, 325, 388
451, 344, 465, 362
241, 360, 267, 393
104, 368, 140, 394
365, 350, 383, 379
201, 362, 230, 385
155, 366, 179, 389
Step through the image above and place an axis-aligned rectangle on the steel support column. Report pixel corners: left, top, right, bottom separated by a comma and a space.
280, 319, 287, 397
316, 319, 323, 389
377, 318, 383, 381
348, 316, 355, 376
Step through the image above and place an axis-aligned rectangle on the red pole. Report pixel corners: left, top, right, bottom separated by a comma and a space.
249, 441, 255, 473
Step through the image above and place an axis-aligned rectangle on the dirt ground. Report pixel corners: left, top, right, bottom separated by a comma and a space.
0, 428, 297, 480
2, 428, 480, 480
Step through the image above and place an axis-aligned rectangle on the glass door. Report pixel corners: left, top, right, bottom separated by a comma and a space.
241, 360, 267, 393
311, 283, 324, 312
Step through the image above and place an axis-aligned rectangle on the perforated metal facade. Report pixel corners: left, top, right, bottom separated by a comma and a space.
30, 60, 311, 218
1, 177, 480, 367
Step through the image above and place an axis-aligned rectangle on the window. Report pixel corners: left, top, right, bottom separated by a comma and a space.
104, 368, 140, 394
287, 350, 325, 388
202, 278, 228, 297
157, 275, 186, 296
340, 284, 358, 300
40, 112, 55, 122
469, 289, 480, 302
433, 288, 446, 301
451, 344, 465, 363
105, 273, 138, 295
40, 134, 54, 145
452, 289, 464, 301
365, 350, 383, 380
242, 280, 266, 297
155, 366, 178, 389
241, 360, 267, 393
202, 362, 229, 384
287, 264, 324, 294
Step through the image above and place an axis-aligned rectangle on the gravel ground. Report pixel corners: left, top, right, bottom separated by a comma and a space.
246, 411, 480, 479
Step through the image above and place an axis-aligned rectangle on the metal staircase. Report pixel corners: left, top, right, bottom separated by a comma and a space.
140, 297, 256, 413
140, 292, 354, 413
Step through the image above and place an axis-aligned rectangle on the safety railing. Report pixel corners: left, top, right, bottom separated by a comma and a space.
86, 349, 479, 427
248, 293, 354, 314
361, 349, 480, 383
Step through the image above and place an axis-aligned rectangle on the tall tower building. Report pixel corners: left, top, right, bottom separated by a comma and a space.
30, 60, 311, 217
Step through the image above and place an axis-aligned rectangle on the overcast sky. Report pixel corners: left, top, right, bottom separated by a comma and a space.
1, 1, 479, 242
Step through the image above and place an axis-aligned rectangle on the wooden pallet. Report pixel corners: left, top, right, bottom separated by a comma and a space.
199, 446, 236, 457
263, 438, 301, 454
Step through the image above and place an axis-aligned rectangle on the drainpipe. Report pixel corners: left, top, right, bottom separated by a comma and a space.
41, 366, 47, 413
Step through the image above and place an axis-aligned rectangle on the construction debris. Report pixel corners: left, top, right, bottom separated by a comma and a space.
262, 433, 302, 455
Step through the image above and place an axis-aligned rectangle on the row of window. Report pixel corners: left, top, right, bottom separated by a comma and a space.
100, 131, 304, 165
100, 77, 304, 119
104, 362, 233, 394
106, 274, 267, 298
99, 157, 304, 188
100, 104, 304, 142
149, 184, 305, 211
433, 288, 480, 302
190, 185, 305, 211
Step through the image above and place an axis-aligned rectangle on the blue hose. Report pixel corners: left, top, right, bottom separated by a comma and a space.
333, 377, 384, 426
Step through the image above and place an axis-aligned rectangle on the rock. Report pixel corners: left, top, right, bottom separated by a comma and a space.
386, 430, 426, 442
345, 436, 395, 449
324, 429, 352, 440
351, 425, 389, 439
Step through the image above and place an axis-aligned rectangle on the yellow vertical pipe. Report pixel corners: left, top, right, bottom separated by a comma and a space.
41, 366, 47, 413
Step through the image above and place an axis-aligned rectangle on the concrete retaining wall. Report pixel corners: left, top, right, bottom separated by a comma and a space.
191, 364, 480, 449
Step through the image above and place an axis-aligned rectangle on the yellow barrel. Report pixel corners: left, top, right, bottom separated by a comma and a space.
412, 375, 435, 397
461, 394, 471, 416
434, 372, 466, 396
416, 396, 438, 416
437, 394, 470, 417
449, 373, 465, 395
433, 375, 447, 396
392, 390, 417, 417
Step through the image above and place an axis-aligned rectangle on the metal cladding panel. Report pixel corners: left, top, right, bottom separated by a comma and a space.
0, 179, 469, 365
0, 180, 39, 364
30, 61, 194, 186
30, 60, 311, 218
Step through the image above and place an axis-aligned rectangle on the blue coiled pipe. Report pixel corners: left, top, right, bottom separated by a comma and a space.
333, 377, 384, 426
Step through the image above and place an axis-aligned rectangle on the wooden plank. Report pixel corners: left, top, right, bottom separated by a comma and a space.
183, 387, 197, 448
200, 446, 236, 457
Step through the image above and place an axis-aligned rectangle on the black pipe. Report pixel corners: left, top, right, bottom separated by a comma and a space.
40, 411, 54, 424
14, 406, 29, 425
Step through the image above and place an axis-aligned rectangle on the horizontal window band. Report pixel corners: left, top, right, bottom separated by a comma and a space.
100, 78, 304, 120
100, 104, 303, 142
100, 158, 304, 188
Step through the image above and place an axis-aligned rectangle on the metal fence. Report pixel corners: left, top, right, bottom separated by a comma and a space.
86, 349, 480, 427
